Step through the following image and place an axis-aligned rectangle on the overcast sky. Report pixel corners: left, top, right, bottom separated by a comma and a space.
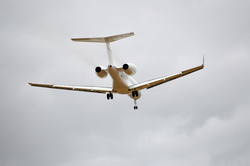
1, 0, 250, 166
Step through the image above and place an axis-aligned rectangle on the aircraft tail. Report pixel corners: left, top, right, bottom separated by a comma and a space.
71, 32, 134, 65
71, 32, 134, 43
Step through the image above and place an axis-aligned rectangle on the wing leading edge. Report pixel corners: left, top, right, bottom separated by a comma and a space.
28, 83, 113, 94
129, 61, 204, 91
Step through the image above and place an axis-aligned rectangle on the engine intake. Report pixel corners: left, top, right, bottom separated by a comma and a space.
122, 63, 136, 75
95, 66, 108, 78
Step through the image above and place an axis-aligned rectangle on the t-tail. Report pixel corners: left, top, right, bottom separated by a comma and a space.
71, 32, 134, 65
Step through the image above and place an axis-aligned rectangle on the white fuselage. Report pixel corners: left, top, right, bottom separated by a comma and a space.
107, 65, 141, 99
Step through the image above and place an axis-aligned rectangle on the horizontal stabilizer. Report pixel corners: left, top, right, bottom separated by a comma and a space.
71, 32, 134, 43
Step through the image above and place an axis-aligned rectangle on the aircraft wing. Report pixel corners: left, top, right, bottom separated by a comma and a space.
129, 63, 204, 91
28, 83, 113, 94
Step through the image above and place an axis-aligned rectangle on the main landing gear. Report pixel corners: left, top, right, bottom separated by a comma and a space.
132, 90, 139, 97
107, 93, 113, 100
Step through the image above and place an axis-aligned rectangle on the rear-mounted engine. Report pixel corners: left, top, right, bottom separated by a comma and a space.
122, 63, 136, 75
95, 66, 108, 78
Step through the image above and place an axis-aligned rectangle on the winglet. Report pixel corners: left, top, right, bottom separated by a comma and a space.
202, 54, 205, 67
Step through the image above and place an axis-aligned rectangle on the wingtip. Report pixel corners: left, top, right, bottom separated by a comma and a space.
202, 54, 205, 67
28, 82, 37, 86
71, 38, 82, 42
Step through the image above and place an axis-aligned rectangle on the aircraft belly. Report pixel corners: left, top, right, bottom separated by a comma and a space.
113, 79, 130, 94
108, 66, 134, 94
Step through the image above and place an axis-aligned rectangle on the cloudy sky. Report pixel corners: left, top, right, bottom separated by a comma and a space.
1, 0, 250, 166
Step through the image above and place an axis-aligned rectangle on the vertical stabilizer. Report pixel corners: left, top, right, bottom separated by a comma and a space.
106, 42, 116, 65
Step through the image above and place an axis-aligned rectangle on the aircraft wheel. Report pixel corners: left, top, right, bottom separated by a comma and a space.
135, 91, 138, 97
132, 91, 135, 97
132, 90, 138, 98
107, 93, 113, 100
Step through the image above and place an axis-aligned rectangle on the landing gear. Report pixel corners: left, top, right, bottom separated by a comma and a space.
134, 99, 138, 110
107, 93, 113, 100
132, 90, 138, 97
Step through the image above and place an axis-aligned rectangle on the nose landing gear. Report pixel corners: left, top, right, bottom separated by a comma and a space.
134, 99, 138, 110
131, 90, 139, 110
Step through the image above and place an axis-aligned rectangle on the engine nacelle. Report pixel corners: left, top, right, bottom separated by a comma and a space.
122, 63, 136, 75
95, 66, 108, 78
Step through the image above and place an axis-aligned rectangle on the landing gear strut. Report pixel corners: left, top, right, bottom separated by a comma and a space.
107, 93, 113, 100
134, 100, 138, 110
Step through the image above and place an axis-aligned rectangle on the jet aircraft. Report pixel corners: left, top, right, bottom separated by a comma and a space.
29, 32, 204, 109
